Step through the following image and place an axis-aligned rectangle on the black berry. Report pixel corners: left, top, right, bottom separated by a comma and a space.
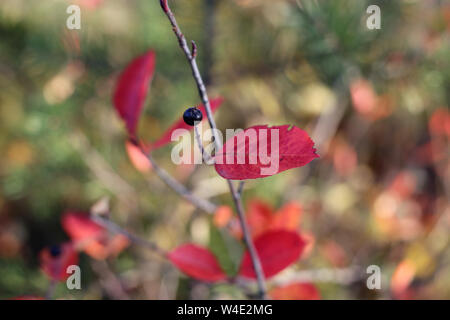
49, 244, 62, 257
183, 107, 203, 126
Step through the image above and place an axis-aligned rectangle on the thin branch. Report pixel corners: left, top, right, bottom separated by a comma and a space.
91, 215, 167, 258
134, 141, 217, 214
45, 279, 57, 300
91, 260, 130, 300
194, 124, 214, 164
227, 180, 267, 298
160, 0, 267, 298
237, 181, 245, 199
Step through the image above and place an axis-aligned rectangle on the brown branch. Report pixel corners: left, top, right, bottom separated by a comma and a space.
159, 0, 267, 299
91, 215, 167, 258
134, 141, 217, 214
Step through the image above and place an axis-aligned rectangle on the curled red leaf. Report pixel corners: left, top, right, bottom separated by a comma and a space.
239, 230, 305, 279
214, 125, 318, 180
168, 244, 227, 282
113, 50, 156, 137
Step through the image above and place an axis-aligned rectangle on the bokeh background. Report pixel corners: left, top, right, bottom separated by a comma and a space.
0, 0, 449, 299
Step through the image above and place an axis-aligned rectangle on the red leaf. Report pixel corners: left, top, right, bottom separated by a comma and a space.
62, 211, 103, 241
270, 201, 302, 232
239, 230, 305, 279
125, 140, 152, 173
246, 200, 273, 238
61, 211, 129, 260
39, 242, 79, 281
214, 125, 318, 180
10, 296, 45, 300
113, 50, 155, 137
270, 282, 321, 300
168, 244, 227, 282
151, 98, 224, 149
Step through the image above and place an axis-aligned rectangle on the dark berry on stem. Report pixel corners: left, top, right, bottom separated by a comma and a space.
49, 244, 62, 257
183, 107, 203, 126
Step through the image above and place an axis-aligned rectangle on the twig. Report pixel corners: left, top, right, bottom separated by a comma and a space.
160, 0, 267, 298
91, 260, 130, 300
194, 124, 213, 164
70, 131, 137, 202
237, 181, 245, 199
91, 215, 167, 258
140, 144, 217, 214
45, 279, 57, 300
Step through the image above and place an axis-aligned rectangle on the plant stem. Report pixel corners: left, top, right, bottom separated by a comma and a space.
91, 215, 167, 258
159, 0, 267, 299
194, 124, 213, 164
45, 279, 57, 300
135, 142, 217, 214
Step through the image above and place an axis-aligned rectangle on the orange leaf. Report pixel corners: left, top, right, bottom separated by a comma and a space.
125, 140, 152, 173
213, 206, 233, 228
271, 201, 302, 231
270, 282, 321, 300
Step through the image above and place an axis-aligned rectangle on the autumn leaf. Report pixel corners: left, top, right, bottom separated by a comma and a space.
113, 50, 155, 137
10, 296, 45, 300
239, 230, 306, 279
213, 205, 233, 228
270, 201, 302, 232
61, 212, 129, 260
39, 242, 78, 281
125, 140, 152, 173
214, 125, 318, 180
168, 243, 227, 282
245, 200, 273, 237
270, 282, 321, 300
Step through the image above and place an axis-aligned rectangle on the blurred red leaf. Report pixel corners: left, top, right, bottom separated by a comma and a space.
350, 78, 392, 120
214, 125, 318, 180
61, 212, 129, 260
125, 140, 152, 173
350, 78, 377, 116
429, 108, 450, 137
270, 201, 302, 232
168, 244, 227, 282
239, 230, 305, 279
320, 241, 349, 267
246, 200, 273, 237
10, 296, 45, 300
77, 0, 104, 10
39, 242, 78, 281
151, 98, 224, 149
213, 205, 233, 228
391, 259, 416, 299
113, 50, 155, 137
222, 199, 303, 239
270, 282, 321, 300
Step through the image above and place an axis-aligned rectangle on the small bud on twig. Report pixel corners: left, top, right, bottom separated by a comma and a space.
191, 40, 197, 59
